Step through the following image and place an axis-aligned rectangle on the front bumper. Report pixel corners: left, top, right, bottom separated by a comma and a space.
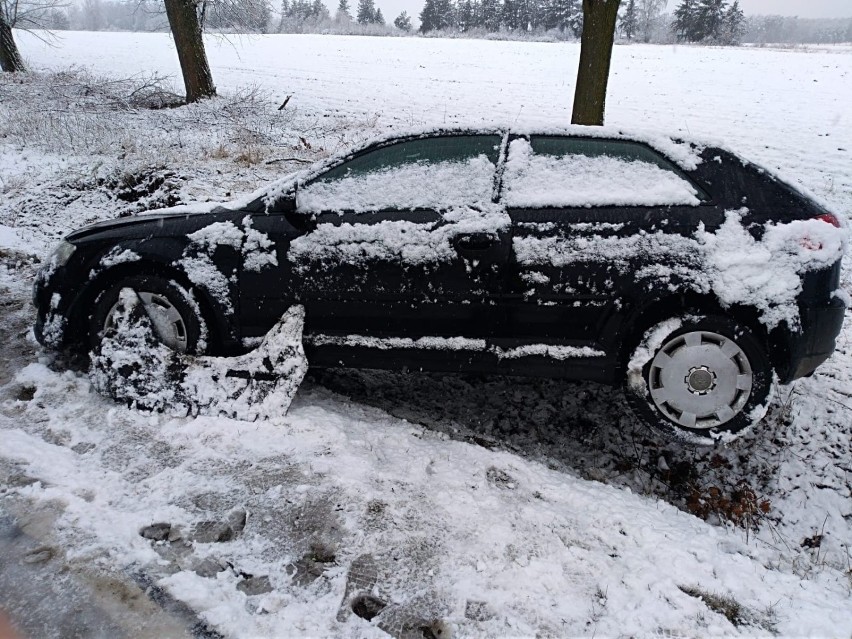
779, 296, 846, 382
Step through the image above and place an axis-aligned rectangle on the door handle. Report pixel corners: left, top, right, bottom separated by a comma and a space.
454, 232, 497, 252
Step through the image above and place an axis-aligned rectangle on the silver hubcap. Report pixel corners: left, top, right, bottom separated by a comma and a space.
105, 290, 188, 353
648, 330, 752, 429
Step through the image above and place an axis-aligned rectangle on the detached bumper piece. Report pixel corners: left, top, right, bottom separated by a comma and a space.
90, 289, 307, 420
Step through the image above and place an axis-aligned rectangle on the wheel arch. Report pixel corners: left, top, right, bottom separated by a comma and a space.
616, 293, 774, 376
68, 256, 236, 354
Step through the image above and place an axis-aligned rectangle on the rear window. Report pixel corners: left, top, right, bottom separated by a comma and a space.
502, 136, 707, 208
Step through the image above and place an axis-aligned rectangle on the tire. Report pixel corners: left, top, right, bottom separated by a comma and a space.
625, 316, 773, 444
89, 275, 204, 355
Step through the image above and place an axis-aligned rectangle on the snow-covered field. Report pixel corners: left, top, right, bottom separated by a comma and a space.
1, 32, 851, 637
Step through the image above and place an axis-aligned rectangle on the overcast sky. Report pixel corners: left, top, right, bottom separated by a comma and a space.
365, 0, 851, 26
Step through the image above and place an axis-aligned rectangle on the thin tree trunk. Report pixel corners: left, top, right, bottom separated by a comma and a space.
0, 15, 26, 73
571, 0, 621, 126
163, 0, 216, 103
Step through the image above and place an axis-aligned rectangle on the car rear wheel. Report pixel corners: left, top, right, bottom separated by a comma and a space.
90, 275, 204, 354
625, 316, 772, 444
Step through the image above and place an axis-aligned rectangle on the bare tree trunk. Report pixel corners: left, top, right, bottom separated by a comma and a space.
163, 0, 216, 103
0, 14, 26, 73
571, 0, 621, 126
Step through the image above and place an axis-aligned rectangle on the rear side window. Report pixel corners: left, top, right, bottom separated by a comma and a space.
298, 135, 502, 213
502, 136, 706, 208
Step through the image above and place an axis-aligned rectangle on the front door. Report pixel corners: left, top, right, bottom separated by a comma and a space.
241, 133, 511, 369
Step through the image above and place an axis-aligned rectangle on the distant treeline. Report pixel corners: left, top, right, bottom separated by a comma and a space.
40, 0, 852, 45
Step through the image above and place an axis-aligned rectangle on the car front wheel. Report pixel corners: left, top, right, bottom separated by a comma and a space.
89, 275, 204, 355
625, 316, 773, 444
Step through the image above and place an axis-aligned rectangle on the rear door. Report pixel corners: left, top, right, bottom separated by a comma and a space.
500, 135, 715, 378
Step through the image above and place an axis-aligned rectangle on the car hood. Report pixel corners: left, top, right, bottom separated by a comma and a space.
65, 207, 230, 242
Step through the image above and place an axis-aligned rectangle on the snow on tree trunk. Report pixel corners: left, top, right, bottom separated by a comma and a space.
0, 15, 26, 73
91, 289, 308, 420
571, 0, 621, 126
163, 0, 216, 103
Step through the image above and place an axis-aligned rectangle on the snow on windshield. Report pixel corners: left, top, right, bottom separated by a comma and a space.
502, 139, 700, 208
296, 154, 496, 213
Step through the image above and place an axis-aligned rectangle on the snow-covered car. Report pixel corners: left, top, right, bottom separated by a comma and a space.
34, 128, 846, 442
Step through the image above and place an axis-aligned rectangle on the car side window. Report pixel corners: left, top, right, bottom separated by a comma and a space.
502, 136, 707, 209
296, 135, 502, 213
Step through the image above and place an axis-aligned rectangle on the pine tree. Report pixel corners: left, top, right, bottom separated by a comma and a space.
672, 0, 699, 41
373, 7, 384, 23
311, 0, 328, 20
540, 0, 559, 31
720, 0, 744, 44
419, 0, 453, 32
394, 10, 412, 29
479, 0, 501, 31
550, 0, 582, 35
502, 0, 518, 30
515, 0, 535, 31
696, 0, 727, 41
458, 0, 474, 31
356, 0, 375, 24
335, 0, 352, 22
619, 0, 638, 39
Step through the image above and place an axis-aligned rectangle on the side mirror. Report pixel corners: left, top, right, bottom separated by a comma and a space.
269, 192, 296, 214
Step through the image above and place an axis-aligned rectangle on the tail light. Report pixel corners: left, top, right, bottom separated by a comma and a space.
800, 212, 842, 250
814, 212, 841, 228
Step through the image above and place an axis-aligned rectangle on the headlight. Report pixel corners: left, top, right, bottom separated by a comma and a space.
51, 241, 77, 267
34, 241, 77, 300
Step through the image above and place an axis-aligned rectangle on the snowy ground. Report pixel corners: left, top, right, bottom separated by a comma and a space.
1, 33, 851, 637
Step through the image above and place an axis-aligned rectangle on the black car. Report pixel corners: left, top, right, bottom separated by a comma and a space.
34, 128, 846, 443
